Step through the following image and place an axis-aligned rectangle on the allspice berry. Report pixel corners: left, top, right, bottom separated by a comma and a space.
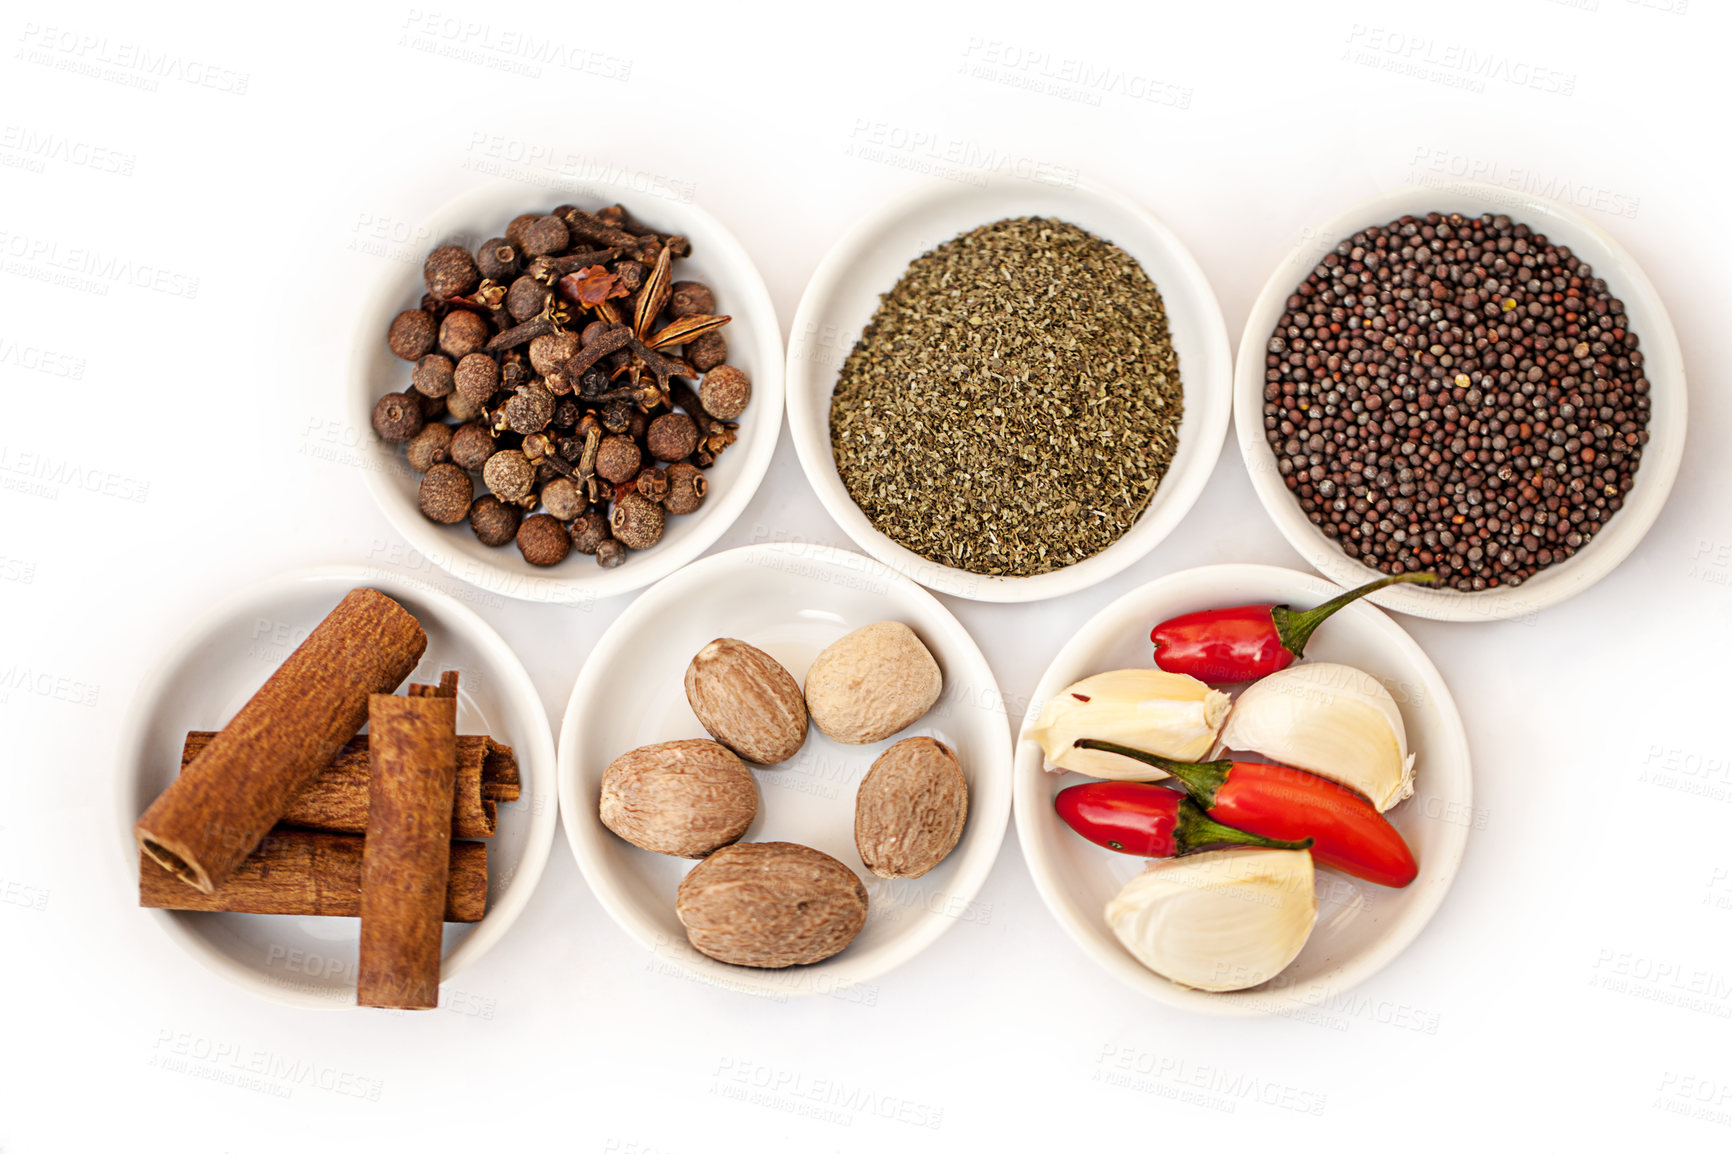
541, 477, 586, 520
522, 215, 570, 257
699, 365, 751, 420
634, 466, 669, 505
405, 423, 453, 472
505, 213, 540, 250
412, 354, 456, 398
476, 237, 519, 281
610, 491, 665, 550
687, 330, 727, 372
596, 538, 627, 568
483, 448, 535, 503
569, 510, 610, 554
469, 494, 520, 547
516, 513, 571, 566
528, 332, 580, 377
503, 384, 555, 434
664, 462, 708, 515
454, 353, 500, 406
506, 276, 551, 322
596, 435, 642, 483
371, 392, 424, 443
668, 281, 715, 319
450, 422, 495, 471
418, 392, 446, 422
646, 412, 698, 462
424, 245, 480, 298
418, 463, 473, 524
447, 391, 483, 423
439, 310, 490, 359
388, 309, 438, 360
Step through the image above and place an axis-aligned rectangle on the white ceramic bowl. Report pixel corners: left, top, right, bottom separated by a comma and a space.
1234, 181, 1685, 622
350, 180, 784, 604
1015, 563, 1471, 1016
558, 543, 1011, 995
787, 176, 1231, 603
115, 567, 558, 1008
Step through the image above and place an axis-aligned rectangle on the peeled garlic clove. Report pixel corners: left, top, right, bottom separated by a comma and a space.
1026, 670, 1230, 779
1220, 662, 1415, 811
1105, 848, 1317, 992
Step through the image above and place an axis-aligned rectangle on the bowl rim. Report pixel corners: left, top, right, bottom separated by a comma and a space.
556, 541, 1013, 996
347, 177, 785, 605
1232, 179, 1687, 622
113, 564, 559, 1009
1012, 561, 1472, 1016
786, 172, 1232, 604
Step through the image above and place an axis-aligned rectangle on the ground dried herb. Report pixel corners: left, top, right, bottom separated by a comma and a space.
829, 217, 1182, 577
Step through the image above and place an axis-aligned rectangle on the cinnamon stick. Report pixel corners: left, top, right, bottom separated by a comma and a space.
138, 831, 486, 922
358, 677, 459, 1010
179, 732, 518, 838
135, 588, 427, 893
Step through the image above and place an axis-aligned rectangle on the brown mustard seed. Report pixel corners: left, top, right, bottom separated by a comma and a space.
646, 412, 699, 462
424, 245, 480, 299
505, 213, 540, 250
504, 384, 556, 434
668, 281, 716, 319
699, 365, 751, 421
469, 494, 520, 547
506, 276, 551, 322
528, 332, 581, 376
411, 354, 455, 398
522, 215, 570, 258
596, 538, 627, 568
388, 309, 438, 360
405, 422, 453, 472
541, 477, 587, 520
439, 310, 490, 359
610, 491, 665, 550
634, 466, 669, 504
516, 513, 571, 566
476, 237, 519, 281
568, 510, 611, 554
418, 463, 473, 524
686, 330, 727, 372
449, 422, 495, 470
371, 392, 424, 443
664, 462, 708, 515
483, 448, 536, 503
596, 434, 643, 483
454, 352, 500, 406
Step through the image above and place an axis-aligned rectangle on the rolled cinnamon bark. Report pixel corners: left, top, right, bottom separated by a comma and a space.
179, 732, 518, 838
135, 589, 427, 894
358, 677, 459, 1010
138, 831, 486, 922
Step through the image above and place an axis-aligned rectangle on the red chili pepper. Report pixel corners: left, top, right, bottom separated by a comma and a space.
1055, 782, 1311, 859
1074, 740, 1418, 888
1149, 572, 1437, 683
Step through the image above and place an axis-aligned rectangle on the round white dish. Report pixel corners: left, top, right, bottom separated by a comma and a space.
1014, 563, 1471, 1016
786, 175, 1231, 604
558, 542, 1012, 995
115, 566, 558, 1008
350, 180, 784, 605
1233, 181, 1685, 622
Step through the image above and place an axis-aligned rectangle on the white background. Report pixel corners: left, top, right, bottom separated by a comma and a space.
4, 0, 1730, 1148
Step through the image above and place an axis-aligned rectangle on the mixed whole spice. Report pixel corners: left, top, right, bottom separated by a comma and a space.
1263, 211, 1651, 591
374, 201, 751, 568
830, 217, 1183, 578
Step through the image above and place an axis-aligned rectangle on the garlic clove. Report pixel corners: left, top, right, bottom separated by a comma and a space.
1105, 848, 1317, 992
1219, 662, 1415, 811
1026, 670, 1230, 779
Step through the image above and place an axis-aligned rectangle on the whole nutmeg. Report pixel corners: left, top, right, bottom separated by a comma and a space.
699, 365, 751, 420
568, 510, 610, 554
439, 310, 490, 359
599, 739, 757, 858
634, 466, 669, 504
855, 737, 968, 879
454, 353, 500, 406
516, 513, 571, 566
476, 237, 519, 281
371, 392, 424, 443
504, 384, 556, 434
663, 462, 707, 515
412, 354, 455, 398
528, 331, 581, 377
668, 281, 715, 319
646, 412, 699, 462
505, 212, 540, 250
685, 639, 808, 765
405, 422, 453, 472
804, 621, 942, 745
521, 214, 570, 257
449, 422, 495, 471
596, 538, 628, 568
595, 435, 642, 483
418, 463, 473, 524
686, 330, 727, 372
541, 476, 586, 520
676, 842, 867, 968
424, 244, 480, 298
610, 491, 665, 550
446, 390, 483, 423
505, 275, 551, 322
468, 494, 520, 547
482, 449, 535, 503
388, 309, 438, 360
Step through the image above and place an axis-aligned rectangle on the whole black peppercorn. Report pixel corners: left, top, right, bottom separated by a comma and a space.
388, 309, 438, 360
450, 422, 495, 470
506, 276, 552, 323
686, 330, 727, 373
468, 494, 520, 547
568, 510, 610, 554
418, 463, 473, 524
579, 367, 610, 398
424, 245, 480, 299
614, 260, 646, 291
668, 281, 715, 319
476, 237, 520, 281
483, 448, 536, 503
505, 213, 540, 250
595, 435, 642, 483
663, 462, 707, 515
541, 477, 587, 520
405, 422, 453, 472
698, 365, 751, 421
609, 491, 665, 550
372, 392, 424, 443
412, 354, 456, 398
454, 352, 500, 407
504, 384, 556, 434
516, 513, 571, 566
646, 412, 699, 462
599, 400, 634, 435
528, 332, 581, 376
439, 310, 491, 359
595, 538, 627, 568
633, 466, 669, 504
552, 399, 581, 430
521, 215, 570, 258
